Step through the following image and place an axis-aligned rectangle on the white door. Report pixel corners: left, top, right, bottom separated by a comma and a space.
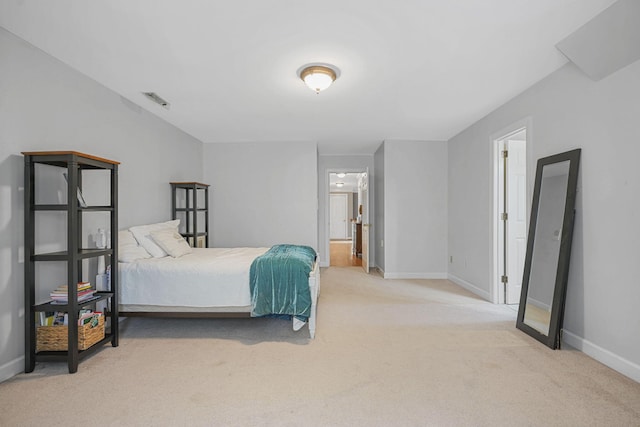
360, 174, 370, 273
362, 225, 370, 273
506, 139, 527, 303
329, 194, 348, 240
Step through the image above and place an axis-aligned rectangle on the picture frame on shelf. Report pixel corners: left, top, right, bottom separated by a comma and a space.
63, 172, 88, 207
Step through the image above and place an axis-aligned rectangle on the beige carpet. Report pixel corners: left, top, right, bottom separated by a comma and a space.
2, 267, 639, 426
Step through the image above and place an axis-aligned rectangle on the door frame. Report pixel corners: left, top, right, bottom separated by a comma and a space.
360, 172, 370, 273
324, 167, 369, 267
490, 117, 532, 304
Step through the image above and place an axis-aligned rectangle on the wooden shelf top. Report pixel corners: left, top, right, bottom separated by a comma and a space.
170, 182, 210, 187
22, 151, 120, 165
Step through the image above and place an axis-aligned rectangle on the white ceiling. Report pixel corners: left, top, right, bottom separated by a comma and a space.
0, 0, 616, 155
330, 173, 361, 193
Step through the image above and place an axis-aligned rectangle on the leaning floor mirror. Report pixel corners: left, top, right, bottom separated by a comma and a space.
516, 148, 581, 349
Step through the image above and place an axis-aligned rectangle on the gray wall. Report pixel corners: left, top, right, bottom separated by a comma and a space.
0, 28, 203, 382
317, 155, 375, 267
448, 60, 640, 381
203, 142, 317, 249
382, 140, 448, 278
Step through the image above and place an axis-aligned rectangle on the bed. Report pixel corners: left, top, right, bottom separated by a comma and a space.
118, 242, 320, 339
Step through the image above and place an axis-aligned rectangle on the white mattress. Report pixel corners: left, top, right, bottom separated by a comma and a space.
119, 247, 269, 308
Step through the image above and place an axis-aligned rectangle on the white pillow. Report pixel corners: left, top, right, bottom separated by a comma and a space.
118, 230, 152, 263
129, 220, 180, 258
119, 229, 139, 247
150, 228, 192, 258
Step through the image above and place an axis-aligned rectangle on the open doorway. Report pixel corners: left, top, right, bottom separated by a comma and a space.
494, 127, 528, 305
328, 171, 367, 268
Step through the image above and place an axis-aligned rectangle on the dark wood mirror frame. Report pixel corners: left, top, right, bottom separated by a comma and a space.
516, 148, 581, 349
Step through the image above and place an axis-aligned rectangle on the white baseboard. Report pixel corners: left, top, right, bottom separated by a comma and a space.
383, 272, 448, 279
528, 297, 551, 311
447, 274, 492, 302
562, 329, 640, 383
0, 356, 23, 383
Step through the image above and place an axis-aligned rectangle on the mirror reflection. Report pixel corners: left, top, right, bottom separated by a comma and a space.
522, 160, 570, 335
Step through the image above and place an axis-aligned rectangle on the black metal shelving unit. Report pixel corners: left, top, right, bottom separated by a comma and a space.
170, 182, 209, 248
23, 151, 119, 374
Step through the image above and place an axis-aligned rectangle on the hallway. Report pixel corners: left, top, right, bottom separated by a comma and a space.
330, 240, 362, 267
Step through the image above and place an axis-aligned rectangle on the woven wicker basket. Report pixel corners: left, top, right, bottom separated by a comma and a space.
36, 316, 105, 352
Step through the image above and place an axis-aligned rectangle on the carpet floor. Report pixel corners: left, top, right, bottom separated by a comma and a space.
1, 267, 639, 426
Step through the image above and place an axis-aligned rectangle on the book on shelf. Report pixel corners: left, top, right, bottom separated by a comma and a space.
38, 312, 55, 326
79, 310, 103, 326
52, 312, 67, 326
51, 281, 91, 293
50, 289, 96, 300
38, 309, 103, 326
49, 281, 95, 303
50, 294, 99, 305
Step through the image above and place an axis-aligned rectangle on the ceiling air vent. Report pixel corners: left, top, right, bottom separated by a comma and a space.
142, 92, 170, 110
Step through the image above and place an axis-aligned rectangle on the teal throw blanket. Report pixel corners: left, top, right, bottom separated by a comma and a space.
250, 244, 317, 320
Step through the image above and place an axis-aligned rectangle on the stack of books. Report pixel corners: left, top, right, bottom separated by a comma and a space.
50, 282, 97, 304
78, 309, 102, 326
39, 309, 103, 326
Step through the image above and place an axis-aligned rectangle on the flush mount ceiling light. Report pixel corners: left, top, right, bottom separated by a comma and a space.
336, 182, 344, 188
337, 173, 346, 178
298, 64, 340, 94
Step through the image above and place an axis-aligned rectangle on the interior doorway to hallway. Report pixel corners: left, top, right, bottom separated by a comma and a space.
328, 170, 369, 269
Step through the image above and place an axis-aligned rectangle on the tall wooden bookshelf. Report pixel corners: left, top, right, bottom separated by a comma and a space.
23, 151, 119, 374
170, 182, 209, 248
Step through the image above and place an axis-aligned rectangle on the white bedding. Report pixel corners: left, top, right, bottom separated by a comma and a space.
119, 247, 269, 307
